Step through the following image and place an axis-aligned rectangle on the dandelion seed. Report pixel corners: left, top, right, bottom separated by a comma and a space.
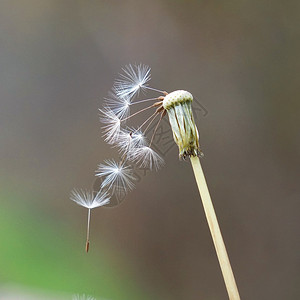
104, 89, 131, 119
130, 145, 164, 170
99, 108, 121, 144
95, 159, 136, 198
116, 128, 146, 154
114, 64, 151, 99
131, 129, 146, 147
70, 189, 110, 252
100, 65, 167, 176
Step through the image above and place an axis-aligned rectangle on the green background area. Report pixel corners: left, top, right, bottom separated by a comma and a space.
0, 189, 151, 300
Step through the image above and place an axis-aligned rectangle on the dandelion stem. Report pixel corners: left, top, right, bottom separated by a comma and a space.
190, 156, 240, 300
86, 208, 91, 253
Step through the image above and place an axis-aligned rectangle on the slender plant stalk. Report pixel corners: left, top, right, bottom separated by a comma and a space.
190, 156, 240, 300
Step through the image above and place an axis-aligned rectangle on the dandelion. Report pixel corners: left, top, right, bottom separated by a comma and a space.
70, 189, 110, 252
163, 91, 240, 300
99, 65, 240, 300
71, 64, 240, 298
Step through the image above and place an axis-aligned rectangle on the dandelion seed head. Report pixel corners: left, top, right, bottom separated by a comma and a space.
70, 189, 110, 209
96, 67, 201, 203
162, 90, 193, 110
162, 90, 202, 158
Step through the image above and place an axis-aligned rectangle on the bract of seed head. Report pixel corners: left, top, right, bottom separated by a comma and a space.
130, 145, 164, 171
70, 189, 110, 209
114, 64, 151, 100
163, 90, 202, 158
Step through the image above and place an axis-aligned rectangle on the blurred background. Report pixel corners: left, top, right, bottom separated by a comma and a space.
0, 0, 299, 299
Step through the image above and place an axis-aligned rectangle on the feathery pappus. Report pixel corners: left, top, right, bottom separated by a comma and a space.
97, 64, 203, 201
70, 189, 110, 252
71, 63, 202, 252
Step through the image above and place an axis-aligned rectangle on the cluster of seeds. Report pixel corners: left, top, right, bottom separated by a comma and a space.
70, 64, 202, 252
70, 64, 170, 252
98, 64, 167, 175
